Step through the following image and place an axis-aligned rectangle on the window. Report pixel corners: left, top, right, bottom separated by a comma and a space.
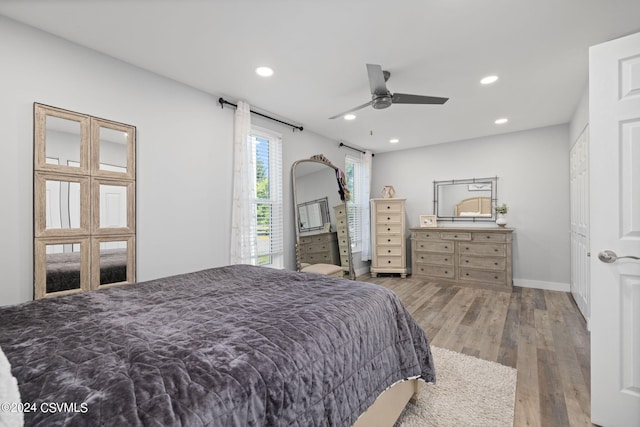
345, 154, 362, 252
252, 128, 283, 268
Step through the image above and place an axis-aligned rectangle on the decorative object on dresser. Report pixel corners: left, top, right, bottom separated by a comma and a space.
411, 227, 513, 289
381, 185, 396, 198
419, 214, 438, 228
371, 198, 407, 278
494, 203, 508, 227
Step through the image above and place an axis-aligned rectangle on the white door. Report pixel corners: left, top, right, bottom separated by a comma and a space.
570, 127, 590, 325
589, 31, 640, 426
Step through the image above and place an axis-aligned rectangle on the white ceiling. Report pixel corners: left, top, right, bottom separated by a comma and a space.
2, 0, 640, 153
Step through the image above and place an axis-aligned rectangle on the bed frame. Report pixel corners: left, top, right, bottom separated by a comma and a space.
454, 196, 492, 216
354, 379, 419, 426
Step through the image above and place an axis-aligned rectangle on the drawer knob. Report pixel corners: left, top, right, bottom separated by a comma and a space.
388, 239, 391, 242
444, 258, 448, 261
454, 235, 458, 238
486, 236, 491, 239
465, 260, 469, 263
495, 276, 499, 279
465, 247, 469, 250
387, 228, 391, 231
388, 250, 391, 253
494, 262, 498, 265
444, 271, 448, 274
494, 249, 498, 252
387, 217, 391, 220
444, 246, 449, 249
466, 273, 469, 276
387, 206, 391, 209
388, 260, 392, 264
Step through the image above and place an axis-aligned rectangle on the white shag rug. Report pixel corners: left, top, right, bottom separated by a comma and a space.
396, 346, 517, 427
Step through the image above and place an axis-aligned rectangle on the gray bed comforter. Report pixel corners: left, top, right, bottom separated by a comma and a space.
0, 265, 434, 426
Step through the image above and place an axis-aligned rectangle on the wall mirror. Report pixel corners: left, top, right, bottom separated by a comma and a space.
297, 197, 330, 233
292, 155, 355, 279
33, 103, 136, 299
433, 177, 498, 221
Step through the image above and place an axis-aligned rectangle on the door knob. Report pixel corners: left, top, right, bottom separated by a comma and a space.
598, 250, 640, 263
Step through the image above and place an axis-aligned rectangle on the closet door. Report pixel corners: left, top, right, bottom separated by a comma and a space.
569, 126, 590, 325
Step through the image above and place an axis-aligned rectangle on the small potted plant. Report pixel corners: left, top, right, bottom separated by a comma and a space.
494, 203, 508, 227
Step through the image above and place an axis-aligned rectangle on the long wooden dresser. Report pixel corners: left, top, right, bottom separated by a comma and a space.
410, 226, 514, 289
371, 198, 407, 278
298, 231, 340, 266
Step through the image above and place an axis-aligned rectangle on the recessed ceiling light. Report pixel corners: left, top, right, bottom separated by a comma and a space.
481, 75, 499, 85
255, 66, 274, 77
344, 114, 356, 120
495, 118, 508, 124
389, 138, 399, 144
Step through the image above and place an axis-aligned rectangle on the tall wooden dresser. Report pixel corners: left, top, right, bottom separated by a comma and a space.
410, 227, 513, 289
333, 204, 350, 272
371, 198, 407, 278
298, 232, 340, 266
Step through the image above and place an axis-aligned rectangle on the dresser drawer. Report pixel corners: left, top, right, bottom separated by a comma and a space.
472, 232, 507, 243
379, 235, 403, 245
334, 205, 347, 218
460, 268, 506, 283
411, 230, 441, 240
414, 264, 455, 278
305, 242, 334, 253
414, 253, 453, 265
460, 256, 506, 270
376, 256, 403, 267
376, 223, 402, 234
377, 212, 402, 224
300, 233, 334, 244
460, 242, 505, 257
376, 201, 403, 213
440, 232, 471, 241
340, 254, 350, 266
377, 246, 402, 256
414, 241, 454, 253
301, 253, 333, 263
335, 216, 348, 229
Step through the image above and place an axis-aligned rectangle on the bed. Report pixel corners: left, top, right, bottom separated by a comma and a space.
454, 196, 492, 217
0, 264, 435, 426
45, 248, 127, 293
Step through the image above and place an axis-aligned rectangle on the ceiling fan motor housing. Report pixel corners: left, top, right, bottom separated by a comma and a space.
372, 95, 393, 109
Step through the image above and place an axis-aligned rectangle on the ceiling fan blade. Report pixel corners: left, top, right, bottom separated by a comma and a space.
392, 93, 449, 105
366, 64, 389, 95
328, 100, 373, 119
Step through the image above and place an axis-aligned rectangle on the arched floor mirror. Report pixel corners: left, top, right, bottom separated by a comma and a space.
292, 155, 355, 279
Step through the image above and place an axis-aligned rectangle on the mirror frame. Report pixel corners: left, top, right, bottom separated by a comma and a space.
291, 155, 355, 279
33, 103, 136, 299
433, 177, 498, 222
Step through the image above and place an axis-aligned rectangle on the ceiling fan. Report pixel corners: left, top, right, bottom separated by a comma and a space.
329, 64, 449, 119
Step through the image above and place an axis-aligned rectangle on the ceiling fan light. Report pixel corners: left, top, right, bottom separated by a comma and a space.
481, 75, 499, 85
495, 118, 508, 124
255, 66, 274, 77
389, 138, 399, 144
344, 114, 356, 120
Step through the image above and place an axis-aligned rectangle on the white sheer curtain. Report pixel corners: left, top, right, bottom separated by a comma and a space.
230, 101, 258, 265
360, 150, 373, 261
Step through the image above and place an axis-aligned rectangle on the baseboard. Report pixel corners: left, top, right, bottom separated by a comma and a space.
513, 279, 570, 292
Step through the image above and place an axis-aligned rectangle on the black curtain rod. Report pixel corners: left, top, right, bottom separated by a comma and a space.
339, 142, 375, 157
218, 97, 303, 132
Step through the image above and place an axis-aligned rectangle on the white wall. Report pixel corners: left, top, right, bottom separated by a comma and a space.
370, 124, 571, 289
0, 16, 352, 305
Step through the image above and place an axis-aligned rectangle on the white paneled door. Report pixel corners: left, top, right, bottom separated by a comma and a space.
570, 126, 590, 325
589, 31, 640, 426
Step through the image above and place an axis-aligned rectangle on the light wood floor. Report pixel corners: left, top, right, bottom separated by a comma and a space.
360, 275, 594, 427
